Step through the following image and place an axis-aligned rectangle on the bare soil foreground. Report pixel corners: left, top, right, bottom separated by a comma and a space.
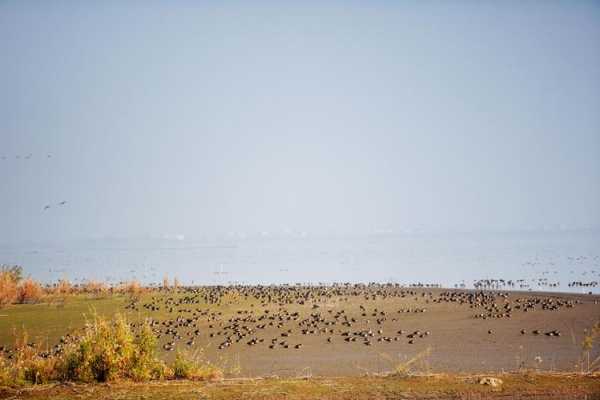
2, 374, 599, 400
1, 286, 599, 377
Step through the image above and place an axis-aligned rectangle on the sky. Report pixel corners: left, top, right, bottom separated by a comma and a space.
1, 1, 599, 243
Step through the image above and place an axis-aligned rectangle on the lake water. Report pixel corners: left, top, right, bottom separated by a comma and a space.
1, 230, 598, 293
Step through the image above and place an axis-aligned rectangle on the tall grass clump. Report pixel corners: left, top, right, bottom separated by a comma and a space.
580, 321, 600, 373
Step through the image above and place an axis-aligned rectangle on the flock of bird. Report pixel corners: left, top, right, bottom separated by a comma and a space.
0, 283, 594, 363
0, 153, 52, 160
118, 284, 584, 355
43, 200, 68, 211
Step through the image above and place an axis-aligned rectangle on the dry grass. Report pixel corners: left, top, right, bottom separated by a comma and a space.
378, 347, 432, 376
2, 373, 600, 400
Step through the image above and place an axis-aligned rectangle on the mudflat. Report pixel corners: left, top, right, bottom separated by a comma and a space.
1, 286, 599, 378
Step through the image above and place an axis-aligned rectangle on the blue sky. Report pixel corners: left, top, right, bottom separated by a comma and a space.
1, 1, 599, 242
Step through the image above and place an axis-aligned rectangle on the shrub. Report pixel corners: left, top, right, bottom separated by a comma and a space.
0, 265, 23, 283
122, 280, 144, 299
81, 281, 109, 298
54, 279, 73, 295
129, 321, 166, 381
56, 314, 176, 383
22, 357, 57, 384
17, 278, 44, 304
1, 330, 59, 385
0, 356, 12, 386
172, 352, 194, 379
171, 351, 223, 381
0, 271, 18, 307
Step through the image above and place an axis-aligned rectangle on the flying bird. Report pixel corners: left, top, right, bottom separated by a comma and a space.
58, 201, 67, 206
43, 205, 51, 211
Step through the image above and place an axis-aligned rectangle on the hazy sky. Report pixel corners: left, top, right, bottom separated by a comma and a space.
1, 1, 599, 243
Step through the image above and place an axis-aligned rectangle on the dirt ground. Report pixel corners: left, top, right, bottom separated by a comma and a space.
3, 374, 600, 400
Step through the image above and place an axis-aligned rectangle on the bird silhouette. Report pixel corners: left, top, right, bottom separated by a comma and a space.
43, 205, 51, 211
58, 201, 67, 206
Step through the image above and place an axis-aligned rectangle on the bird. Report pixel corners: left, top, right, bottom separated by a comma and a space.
58, 201, 67, 206
43, 205, 51, 211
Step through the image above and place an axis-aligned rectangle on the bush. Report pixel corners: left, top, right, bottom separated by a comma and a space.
172, 352, 194, 379
55, 314, 183, 383
22, 357, 57, 384
81, 281, 109, 298
0, 330, 58, 385
0, 356, 12, 386
0, 271, 18, 308
17, 278, 44, 304
0, 265, 22, 283
129, 321, 166, 381
121, 280, 144, 299
54, 279, 72, 295
171, 351, 222, 381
